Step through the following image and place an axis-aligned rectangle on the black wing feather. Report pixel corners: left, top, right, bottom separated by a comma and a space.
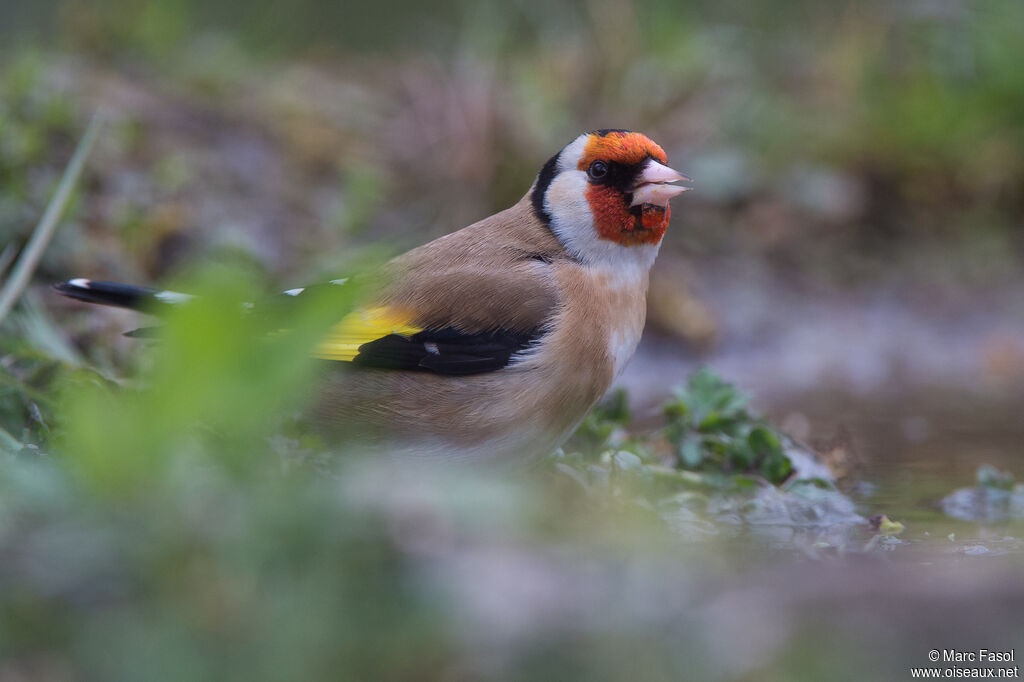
350, 327, 541, 376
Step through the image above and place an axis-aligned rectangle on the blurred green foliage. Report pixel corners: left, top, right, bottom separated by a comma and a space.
0, 50, 76, 213
0, 294, 84, 449
2, 267, 504, 681
59, 266, 363, 494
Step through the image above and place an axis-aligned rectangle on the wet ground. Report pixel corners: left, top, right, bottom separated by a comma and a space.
622, 271, 1024, 557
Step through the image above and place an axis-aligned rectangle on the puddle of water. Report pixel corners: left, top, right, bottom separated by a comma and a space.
764, 388, 1024, 557
624, 274, 1024, 557
620, 364, 1024, 557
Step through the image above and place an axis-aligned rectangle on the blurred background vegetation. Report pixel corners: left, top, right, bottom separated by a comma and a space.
1, 1, 1023, 679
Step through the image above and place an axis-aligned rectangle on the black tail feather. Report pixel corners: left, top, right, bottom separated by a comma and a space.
53, 279, 163, 311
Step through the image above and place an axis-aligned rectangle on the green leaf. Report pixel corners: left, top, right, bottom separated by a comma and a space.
727, 441, 755, 469
747, 427, 782, 459
759, 450, 794, 485
668, 368, 750, 426
663, 396, 689, 421
788, 477, 834, 491
595, 388, 631, 425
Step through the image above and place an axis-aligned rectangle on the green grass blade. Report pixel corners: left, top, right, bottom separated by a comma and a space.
0, 243, 17, 281
0, 111, 106, 326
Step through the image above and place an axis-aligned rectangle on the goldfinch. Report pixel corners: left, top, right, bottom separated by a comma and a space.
56, 129, 691, 461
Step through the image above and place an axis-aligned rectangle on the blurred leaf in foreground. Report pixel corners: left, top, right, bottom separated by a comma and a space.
57, 264, 363, 495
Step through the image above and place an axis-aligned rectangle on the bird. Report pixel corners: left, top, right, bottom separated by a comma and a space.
54, 129, 691, 462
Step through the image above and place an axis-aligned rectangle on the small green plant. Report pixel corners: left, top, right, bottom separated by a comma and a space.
662, 368, 793, 485
553, 368, 801, 511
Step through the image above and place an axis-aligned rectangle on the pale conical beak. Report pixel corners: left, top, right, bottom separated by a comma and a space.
630, 160, 692, 208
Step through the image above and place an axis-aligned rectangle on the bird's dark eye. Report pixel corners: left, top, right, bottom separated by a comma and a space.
587, 160, 608, 180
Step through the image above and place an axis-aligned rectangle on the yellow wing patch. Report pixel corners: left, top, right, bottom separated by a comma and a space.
314, 306, 422, 361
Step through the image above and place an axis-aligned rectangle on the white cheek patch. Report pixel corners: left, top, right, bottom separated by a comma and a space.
545, 170, 595, 258
545, 170, 661, 272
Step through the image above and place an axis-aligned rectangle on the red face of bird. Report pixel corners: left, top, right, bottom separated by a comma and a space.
532, 130, 691, 267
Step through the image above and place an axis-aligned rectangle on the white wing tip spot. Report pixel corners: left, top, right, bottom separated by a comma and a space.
68, 278, 91, 288
155, 290, 194, 304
